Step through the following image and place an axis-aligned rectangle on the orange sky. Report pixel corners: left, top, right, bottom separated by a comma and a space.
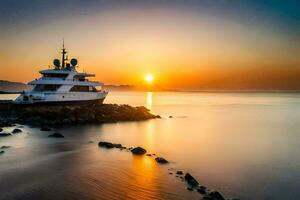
0, 5, 299, 90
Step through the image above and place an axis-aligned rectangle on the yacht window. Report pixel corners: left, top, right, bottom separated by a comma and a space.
34, 84, 61, 91
42, 73, 68, 79
73, 75, 86, 81
70, 86, 89, 92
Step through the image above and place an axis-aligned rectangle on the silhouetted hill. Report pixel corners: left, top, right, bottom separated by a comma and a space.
103, 85, 137, 91
0, 80, 30, 92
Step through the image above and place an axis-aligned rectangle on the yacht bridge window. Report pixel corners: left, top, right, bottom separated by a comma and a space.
73, 75, 87, 82
33, 84, 61, 91
42, 73, 68, 79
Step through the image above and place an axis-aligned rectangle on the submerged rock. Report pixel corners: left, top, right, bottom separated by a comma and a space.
0, 132, 12, 137
207, 191, 225, 200
176, 171, 183, 175
114, 144, 123, 148
155, 157, 169, 164
184, 173, 199, 187
131, 147, 147, 155
0, 146, 11, 149
197, 187, 206, 194
48, 132, 65, 138
98, 141, 123, 149
12, 128, 22, 134
98, 141, 114, 148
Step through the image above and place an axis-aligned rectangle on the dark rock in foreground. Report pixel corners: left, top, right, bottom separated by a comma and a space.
197, 187, 206, 194
131, 147, 147, 155
176, 171, 183, 175
48, 132, 65, 138
0, 128, 3, 132
184, 173, 199, 187
98, 141, 114, 148
0, 132, 12, 137
0, 146, 11, 149
12, 128, 22, 134
0, 103, 159, 127
203, 191, 225, 200
155, 157, 169, 164
98, 141, 123, 149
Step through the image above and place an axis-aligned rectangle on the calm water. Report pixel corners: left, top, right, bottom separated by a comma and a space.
1, 92, 300, 200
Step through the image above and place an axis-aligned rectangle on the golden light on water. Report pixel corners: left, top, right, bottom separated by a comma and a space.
146, 92, 153, 110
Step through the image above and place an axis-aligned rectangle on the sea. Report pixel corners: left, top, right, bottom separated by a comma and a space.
1, 92, 300, 200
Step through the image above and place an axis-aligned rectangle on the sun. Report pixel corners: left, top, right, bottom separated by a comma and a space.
145, 73, 154, 84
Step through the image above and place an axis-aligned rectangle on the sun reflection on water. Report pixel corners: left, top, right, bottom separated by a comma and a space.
146, 92, 153, 110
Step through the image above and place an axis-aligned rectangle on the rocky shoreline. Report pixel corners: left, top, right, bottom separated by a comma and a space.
0, 103, 160, 127
97, 141, 239, 200
0, 124, 239, 200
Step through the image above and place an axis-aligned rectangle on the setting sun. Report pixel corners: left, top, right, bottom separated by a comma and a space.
145, 73, 154, 84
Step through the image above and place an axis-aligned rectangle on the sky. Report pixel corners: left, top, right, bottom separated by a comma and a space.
0, 0, 299, 90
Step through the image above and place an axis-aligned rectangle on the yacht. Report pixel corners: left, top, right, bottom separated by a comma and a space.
14, 44, 108, 105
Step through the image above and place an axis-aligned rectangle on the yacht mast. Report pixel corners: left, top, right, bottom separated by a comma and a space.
61, 41, 67, 68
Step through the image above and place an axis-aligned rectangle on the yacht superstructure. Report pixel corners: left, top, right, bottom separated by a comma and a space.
14, 44, 108, 105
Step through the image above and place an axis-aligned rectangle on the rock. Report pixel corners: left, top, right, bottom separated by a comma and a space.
40, 126, 51, 131
0, 132, 12, 137
0, 150, 4, 154
186, 187, 193, 191
0, 104, 159, 127
48, 132, 65, 138
169, 172, 173, 174
202, 196, 211, 200
12, 128, 22, 134
197, 187, 206, 194
176, 171, 183, 175
114, 143, 123, 148
98, 141, 114, 148
131, 147, 147, 155
155, 157, 169, 164
0, 128, 3, 132
146, 154, 152, 156
169, 116, 173, 118
184, 173, 199, 187
152, 153, 156, 156
98, 141, 123, 149
207, 191, 225, 200
0, 146, 11, 149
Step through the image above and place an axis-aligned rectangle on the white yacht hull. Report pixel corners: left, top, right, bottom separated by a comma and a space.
13, 91, 108, 105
